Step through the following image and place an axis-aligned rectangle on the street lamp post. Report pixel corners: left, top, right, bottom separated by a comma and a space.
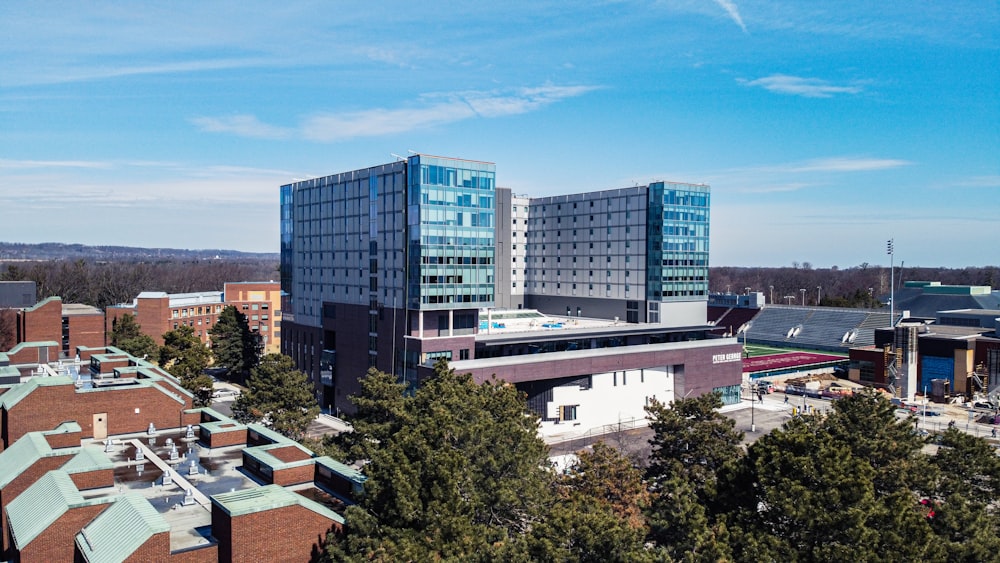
739, 321, 754, 432
800, 288, 806, 306
785, 295, 794, 305
817, 285, 822, 305
769, 285, 774, 305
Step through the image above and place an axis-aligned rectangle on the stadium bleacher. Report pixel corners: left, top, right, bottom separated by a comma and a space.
743, 306, 893, 352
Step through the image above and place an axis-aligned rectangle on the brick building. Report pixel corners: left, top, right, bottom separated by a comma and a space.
106, 291, 224, 347
222, 282, 282, 355
0, 344, 350, 562
105, 282, 282, 353
13, 297, 105, 359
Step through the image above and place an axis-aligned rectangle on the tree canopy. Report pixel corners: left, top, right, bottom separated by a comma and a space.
208, 305, 260, 381
107, 313, 158, 360
230, 353, 319, 440
314, 379, 1000, 561
159, 324, 213, 407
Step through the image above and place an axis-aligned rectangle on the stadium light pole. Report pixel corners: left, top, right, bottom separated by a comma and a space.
887, 239, 895, 326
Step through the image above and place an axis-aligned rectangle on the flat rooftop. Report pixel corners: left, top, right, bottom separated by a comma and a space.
478, 310, 620, 334
474, 309, 712, 345
80, 427, 252, 552
75, 426, 341, 553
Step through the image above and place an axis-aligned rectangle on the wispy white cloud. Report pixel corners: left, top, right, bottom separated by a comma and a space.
664, 155, 913, 194
739, 74, 863, 98
778, 157, 912, 173
189, 115, 294, 140
712, 0, 748, 33
0, 159, 113, 170
951, 175, 1000, 189
193, 85, 601, 142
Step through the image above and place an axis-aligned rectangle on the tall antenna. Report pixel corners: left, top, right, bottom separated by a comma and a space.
887, 238, 894, 326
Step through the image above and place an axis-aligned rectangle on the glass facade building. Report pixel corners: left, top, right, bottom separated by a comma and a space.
406, 155, 496, 310
645, 181, 710, 302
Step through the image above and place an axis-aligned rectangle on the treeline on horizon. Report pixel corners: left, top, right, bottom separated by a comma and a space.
0, 259, 278, 310
713, 263, 999, 308
1, 254, 997, 312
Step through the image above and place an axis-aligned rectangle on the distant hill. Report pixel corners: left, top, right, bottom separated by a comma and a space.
0, 242, 279, 262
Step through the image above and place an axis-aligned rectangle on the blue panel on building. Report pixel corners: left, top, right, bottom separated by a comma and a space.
921, 356, 954, 389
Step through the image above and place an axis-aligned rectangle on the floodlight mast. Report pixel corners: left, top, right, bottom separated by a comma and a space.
887, 239, 894, 327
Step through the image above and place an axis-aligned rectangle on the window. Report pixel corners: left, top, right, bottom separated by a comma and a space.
560, 405, 578, 421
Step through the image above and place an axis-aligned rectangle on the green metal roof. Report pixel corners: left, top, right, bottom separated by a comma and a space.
75, 494, 170, 563
7, 470, 108, 549
0, 433, 59, 488
246, 423, 294, 445
211, 484, 344, 523
21, 296, 60, 312
0, 427, 87, 487
0, 375, 73, 410
61, 446, 113, 474
315, 456, 367, 484
243, 443, 315, 470
4, 340, 61, 357
51, 420, 83, 433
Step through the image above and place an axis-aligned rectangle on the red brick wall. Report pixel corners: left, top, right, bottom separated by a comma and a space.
169, 542, 219, 563
68, 468, 113, 491
66, 313, 106, 355
4, 383, 192, 448
216, 503, 340, 563
104, 308, 133, 345
16, 504, 107, 563
202, 427, 247, 449
6, 344, 60, 365
43, 429, 82, 449
0, 455, 75, 554
272, 463, 315, 487
120, 530, 170, 562
136, 296, 171, 346
181, 411, 202, 428
17, 298, 61, 347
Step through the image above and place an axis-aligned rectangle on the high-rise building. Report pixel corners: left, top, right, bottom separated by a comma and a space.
281, 155, 741, 427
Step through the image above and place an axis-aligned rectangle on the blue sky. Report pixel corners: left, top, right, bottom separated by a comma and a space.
1, 1, 997, 268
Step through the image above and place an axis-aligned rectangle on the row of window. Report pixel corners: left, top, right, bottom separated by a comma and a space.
524, 227, 635, 238
171, 305, 222, 319
514, 255, 633, 264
